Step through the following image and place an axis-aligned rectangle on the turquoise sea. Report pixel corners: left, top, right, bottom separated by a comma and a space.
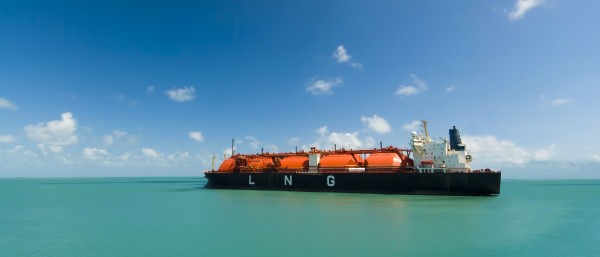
1, 178, 598, 257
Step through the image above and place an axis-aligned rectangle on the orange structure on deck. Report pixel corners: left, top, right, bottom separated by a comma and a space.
215, 146, 413, 173
279, 156, 308, 170
320, 154, 364, 167
217, 158, 236, 172
247, 156, 274, 170
365, 153, 402, 167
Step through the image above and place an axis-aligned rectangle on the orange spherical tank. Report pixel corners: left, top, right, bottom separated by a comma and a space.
365, 153, 402, 167
319, 154, 364, 167
279, 156, 308, 170
247, 156, 274, 170
217, 158, 236, 172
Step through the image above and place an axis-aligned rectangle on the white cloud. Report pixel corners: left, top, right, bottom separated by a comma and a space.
118, 152, 132, 162
463, 135, 531, 165
126, 134, 140, 145
540, 95, 575, 106
55, 154, 75, 165
147, 86, 155, 94
102, 130, 129, 147
114, 130, 127, 139
114, 93, 125, 102
79, 147, 205, 167
332, 45, 351, 63
1, 142, 210, 171
189, 131, 205, 143
364, 136, 376, 149
395, 74, 428, 96
24, 112, 78, 154
245, 136, 262, 149
402, 120, 421, 132
311, 126, 372, 150
37, 144, 48, 155
508, 0, 545, 21
141, 149, 207, 167
446, 86, 455, 92
36, 144, 64, 155
332, 45, 362, 68
113, 94, 139, 106
0, 145, 41, 166
327, 132, 363, 149
142, 148, 159, 158
395, 86, 418, 95
306, 77, 343, 95
317, 126, 329, 136
103, 135, 114, 147
223, 147, 237, 157
264, 144, 278, 153
0, 134, 16, 143
7, 145, 23, 153
287, 137, 300, 146
533, 144, 556, 161
592, 154, 600, 162
131, 148, 201, 167
550, 98, 574, 106
168, 151, 192, 162
0, 97, 17, 110
83, 147, 109, 161
167, 86, 196, 102
350, 62, 363, 69
462, 135, 556, 166
361, 115, 391, 134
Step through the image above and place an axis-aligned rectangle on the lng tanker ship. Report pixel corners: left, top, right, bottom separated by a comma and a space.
204, 121, 500, 195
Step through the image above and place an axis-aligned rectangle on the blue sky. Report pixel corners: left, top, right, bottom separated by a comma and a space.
1, 0, 599, 178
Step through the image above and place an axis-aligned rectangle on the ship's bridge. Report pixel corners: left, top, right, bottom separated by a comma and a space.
409, 120, 471, 173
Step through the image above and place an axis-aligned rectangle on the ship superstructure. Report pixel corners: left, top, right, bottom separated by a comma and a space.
410, 121, 472, 173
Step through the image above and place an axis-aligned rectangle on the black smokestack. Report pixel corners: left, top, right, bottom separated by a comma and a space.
449, 126, 465, 151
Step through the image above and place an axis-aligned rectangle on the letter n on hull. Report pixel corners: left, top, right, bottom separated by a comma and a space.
284, 175, 292, 186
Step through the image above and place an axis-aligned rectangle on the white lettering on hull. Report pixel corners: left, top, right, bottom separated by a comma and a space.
284, 175, 292, 186
249, 175, 255, 185
327, 175, 335, 187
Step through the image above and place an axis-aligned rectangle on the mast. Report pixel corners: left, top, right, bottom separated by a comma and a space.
211, 154, 216, 171
422, 120, 429, 139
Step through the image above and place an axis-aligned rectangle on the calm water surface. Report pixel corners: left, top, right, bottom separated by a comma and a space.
1, 178, 598, 257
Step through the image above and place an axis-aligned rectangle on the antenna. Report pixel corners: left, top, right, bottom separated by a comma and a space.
211, 154, 216, 171
231, 138, 235, 156
422, 120, 429, 139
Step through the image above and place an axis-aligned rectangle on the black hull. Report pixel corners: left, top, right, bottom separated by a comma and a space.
204, 172, 501, 196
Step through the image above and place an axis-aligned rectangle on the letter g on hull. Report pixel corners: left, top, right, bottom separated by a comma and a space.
327, 175, 335, 187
